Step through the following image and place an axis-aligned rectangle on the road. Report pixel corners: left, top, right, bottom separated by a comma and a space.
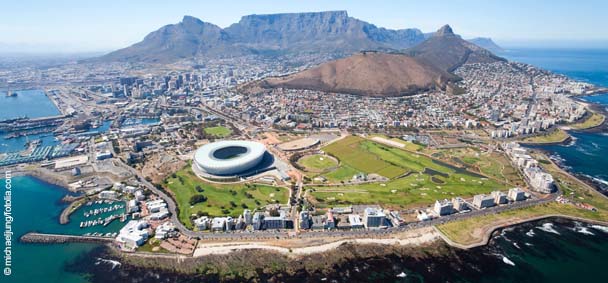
107, 100, 561, 241
115, 152, 558, 240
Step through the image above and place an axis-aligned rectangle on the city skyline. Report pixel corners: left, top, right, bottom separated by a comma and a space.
1, 0, 608, 53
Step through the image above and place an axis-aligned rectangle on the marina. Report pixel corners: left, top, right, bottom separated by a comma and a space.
71, 199, 129, 234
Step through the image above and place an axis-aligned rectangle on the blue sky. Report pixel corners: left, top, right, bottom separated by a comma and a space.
1, 0, 607, 53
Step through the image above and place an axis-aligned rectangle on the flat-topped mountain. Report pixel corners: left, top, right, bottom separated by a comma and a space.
405, 25, 506, 72
255, 52, 458, 97
95, 11, 428, 63
224, 11, 424, 52
95, 12, 505, 64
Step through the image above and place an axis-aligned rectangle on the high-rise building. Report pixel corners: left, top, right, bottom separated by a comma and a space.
491, 191, 508, 204
363, 207, 386, 228
433, 199, 454, 216
300, 211, 311, 229
473, 194, 495, 209
508, 188, 526, 201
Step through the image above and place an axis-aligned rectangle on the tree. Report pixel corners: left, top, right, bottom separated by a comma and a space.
189, 194, 207, 205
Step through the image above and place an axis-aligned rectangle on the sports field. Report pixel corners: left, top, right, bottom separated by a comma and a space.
310, 136, 507, 208
163, 165, 288, 228
204, 126, 232, 137
298, 154, 338, 173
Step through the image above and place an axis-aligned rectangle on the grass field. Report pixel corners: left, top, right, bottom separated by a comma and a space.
323, 165, 359, 182
163, 165, 288, 228
436, 151, 608, 246
569, 112, 605, 130
436, 202, 608, 246
204, 126, 232, 138
298, 154, 338, 173
310, 136, 507, 208
369, 134, 425, 152
432, 147, 525, 187
521, 129, 570, 144
323, 136, 407, 179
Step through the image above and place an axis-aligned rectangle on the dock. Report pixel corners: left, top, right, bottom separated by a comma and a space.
20, 232, 115, 244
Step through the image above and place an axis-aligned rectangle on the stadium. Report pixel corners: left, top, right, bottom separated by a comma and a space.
193, 140, 272, 180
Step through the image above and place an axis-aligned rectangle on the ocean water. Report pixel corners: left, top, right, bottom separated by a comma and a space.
501, 48, 608, 189
4, 48, 608, 283
0, 89, 62, 153
0, 89, 60, 120
498, 48, 608, 86
473, 219, 608, 283
3, 176, 97, 283
66, 218, 608, 283
3, 175, 128, 283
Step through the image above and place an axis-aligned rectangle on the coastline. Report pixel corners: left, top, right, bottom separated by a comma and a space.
435, 215, 608, 249
519, 98, 606, 146
12, 167, 70, 188
519, 132, 572, 146
10, 169, 86, 225
13, 155, 606, 256
66, 217, 608, 283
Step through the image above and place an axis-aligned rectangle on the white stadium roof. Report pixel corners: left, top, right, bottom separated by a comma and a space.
193, 140, 266, 176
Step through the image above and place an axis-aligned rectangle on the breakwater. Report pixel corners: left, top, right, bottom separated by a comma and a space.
20, 232, 114, 244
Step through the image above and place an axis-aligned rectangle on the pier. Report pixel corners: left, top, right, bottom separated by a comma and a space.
20, 232, 115, 244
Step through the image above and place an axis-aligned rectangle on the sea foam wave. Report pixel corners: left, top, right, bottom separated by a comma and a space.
591, 225, 608, 233
576, 227, 595, 236
95, 258, 121, 270
536, 223, 560, 235
526, 229, 536, 237
502, 256, 516, 266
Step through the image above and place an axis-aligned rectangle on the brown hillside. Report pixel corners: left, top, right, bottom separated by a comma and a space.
261, 52, 458, 97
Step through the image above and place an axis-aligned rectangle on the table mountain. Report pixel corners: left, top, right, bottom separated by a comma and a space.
94, 11, 427, 63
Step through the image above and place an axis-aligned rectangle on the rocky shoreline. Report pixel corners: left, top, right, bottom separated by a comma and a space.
65, 240, 469, 283
64, 217, 608, 283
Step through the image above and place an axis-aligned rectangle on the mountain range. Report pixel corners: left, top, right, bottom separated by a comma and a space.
250, 25, 505, 97
94, 11, 501, 63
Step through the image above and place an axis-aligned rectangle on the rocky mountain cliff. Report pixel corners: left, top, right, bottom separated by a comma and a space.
96, 11, 427, 63
250, 25, 505, 97
405, 25, 506, 72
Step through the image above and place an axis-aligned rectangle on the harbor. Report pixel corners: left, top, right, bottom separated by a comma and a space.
80, 200, 127, 229
70, 199, 129, 235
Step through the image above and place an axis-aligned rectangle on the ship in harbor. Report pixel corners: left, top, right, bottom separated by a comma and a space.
5, 88, 17, 97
